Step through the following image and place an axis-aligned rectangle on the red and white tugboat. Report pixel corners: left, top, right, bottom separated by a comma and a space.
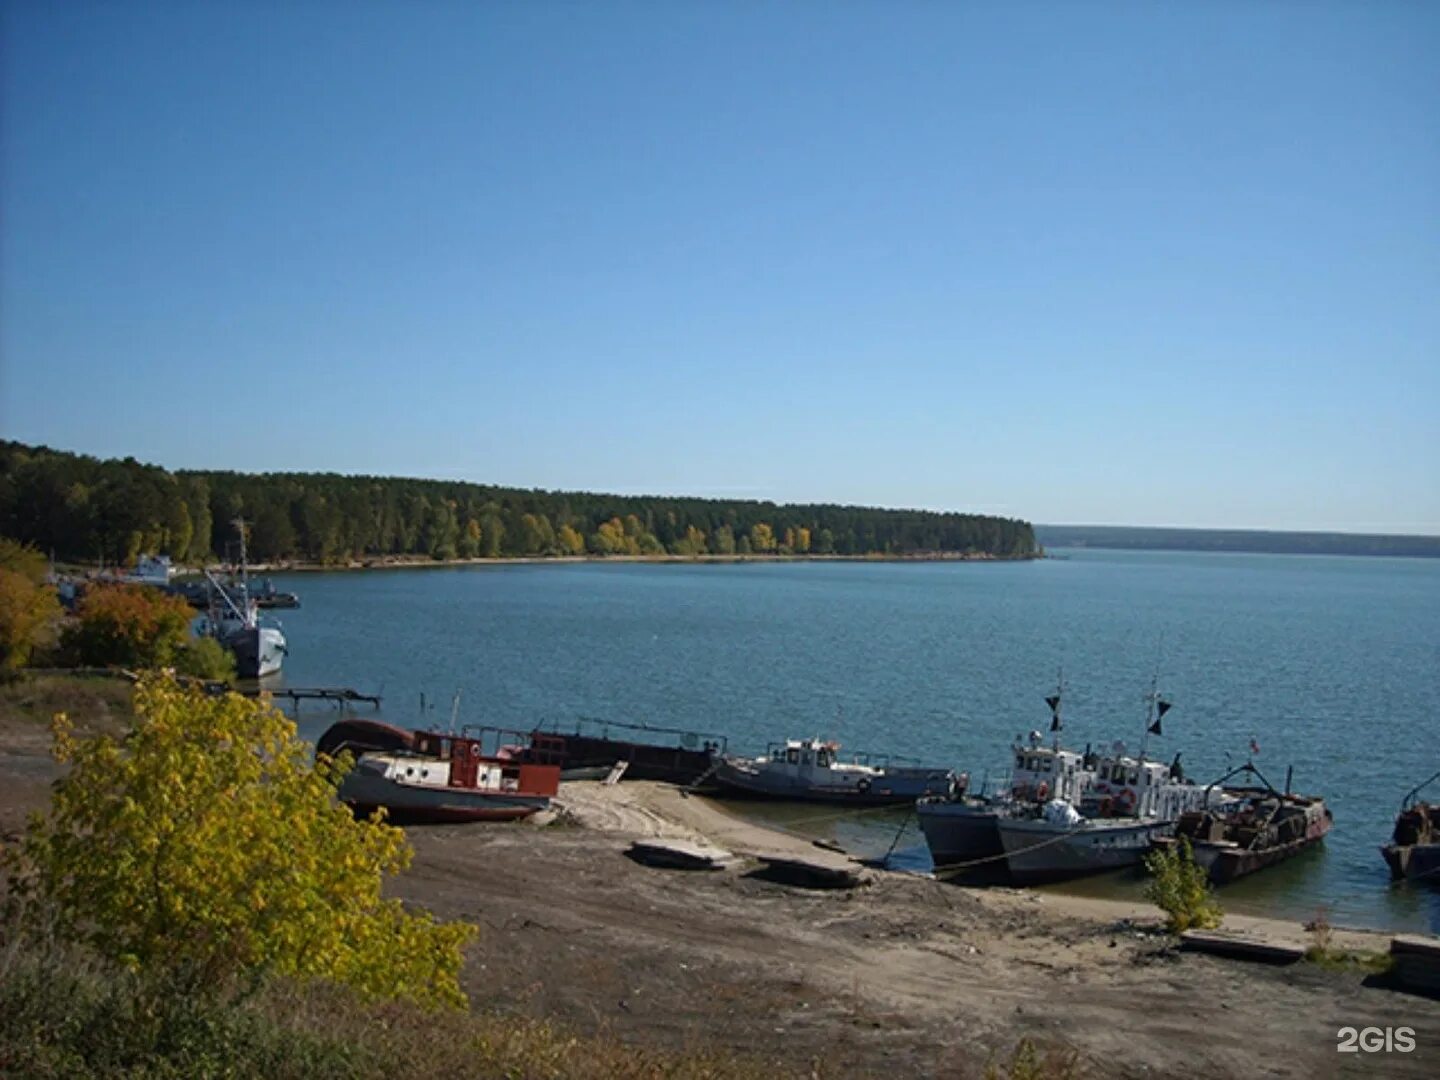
317, 719, 561, 823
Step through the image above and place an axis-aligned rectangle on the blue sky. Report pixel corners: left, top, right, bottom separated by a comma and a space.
2, 2, 1436, 533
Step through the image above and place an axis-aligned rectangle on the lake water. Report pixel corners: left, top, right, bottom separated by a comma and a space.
255, 549, 1440, 933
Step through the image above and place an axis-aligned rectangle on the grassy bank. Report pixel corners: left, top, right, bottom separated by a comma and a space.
0, 940, 782, 1080
0, 672, 135, 737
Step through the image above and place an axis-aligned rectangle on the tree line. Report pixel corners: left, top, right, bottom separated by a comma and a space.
0, 440, 1038, 565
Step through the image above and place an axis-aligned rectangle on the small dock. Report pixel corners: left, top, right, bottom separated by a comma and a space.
246, 686, 382, 709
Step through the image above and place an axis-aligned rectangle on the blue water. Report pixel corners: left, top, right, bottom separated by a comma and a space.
254, 548, 1440, 932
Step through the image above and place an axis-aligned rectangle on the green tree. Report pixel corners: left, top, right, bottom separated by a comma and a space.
479, 511, 505, 558
1143, 836, 1222, 933
671, 525, 707, 557
749, 522, 777, 552
517, 512, 556, 555
3, 676, 476, 1008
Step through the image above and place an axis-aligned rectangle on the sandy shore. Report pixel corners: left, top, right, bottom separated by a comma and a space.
4, 692, 1437, 1077
387, 781, 1440, 1078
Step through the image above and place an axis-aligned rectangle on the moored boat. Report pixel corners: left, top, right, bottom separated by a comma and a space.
318, 719, 561, 824
996, 686, 1227, 883
917, 737, 1094, 872
1382, 770, 1440, 883
917, 680, 1093, 875
1157, 763, 1332, 884
197, 519, 287, 678
714, 737, 955, 805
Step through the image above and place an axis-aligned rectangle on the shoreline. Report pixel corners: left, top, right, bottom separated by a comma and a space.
4, 682, 1437, 1077
166, 550, 1044, 575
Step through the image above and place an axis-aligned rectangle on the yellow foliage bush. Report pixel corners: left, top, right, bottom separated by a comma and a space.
2, 675, 475, 1009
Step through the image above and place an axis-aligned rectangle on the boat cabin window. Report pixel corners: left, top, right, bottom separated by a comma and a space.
786, 748, 799, 764
816, 748, 832, 767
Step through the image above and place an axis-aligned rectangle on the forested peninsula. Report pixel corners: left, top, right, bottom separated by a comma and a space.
0, 441, 1038, 565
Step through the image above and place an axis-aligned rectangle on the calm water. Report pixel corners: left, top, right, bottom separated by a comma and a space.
254, 549, 1440, 932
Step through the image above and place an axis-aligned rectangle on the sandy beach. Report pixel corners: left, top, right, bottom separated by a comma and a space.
3, 687, 1437, 1078
405, 781, 1440, 1078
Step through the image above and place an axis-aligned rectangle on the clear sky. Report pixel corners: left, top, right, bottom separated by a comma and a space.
2, 2, 1436, 534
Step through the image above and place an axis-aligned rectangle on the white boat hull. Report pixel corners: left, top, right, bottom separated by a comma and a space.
998, 817, 1176, 883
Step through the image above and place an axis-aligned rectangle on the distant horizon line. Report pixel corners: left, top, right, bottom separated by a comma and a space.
1037, 523, 1440, 541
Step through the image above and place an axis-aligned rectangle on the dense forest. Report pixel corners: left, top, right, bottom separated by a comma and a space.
0, 441, 1038, 565
1035, 524, 1440, 559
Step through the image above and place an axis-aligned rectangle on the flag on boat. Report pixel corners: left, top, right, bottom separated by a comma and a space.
1148, 699, 1173, 736
1249, 737, 1261, 755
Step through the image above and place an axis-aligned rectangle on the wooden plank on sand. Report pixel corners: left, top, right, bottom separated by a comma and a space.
753, 853, 870, 890
1180, 929, 1305, 965
1390, 934, 1440, 996
627, 839, 738, 871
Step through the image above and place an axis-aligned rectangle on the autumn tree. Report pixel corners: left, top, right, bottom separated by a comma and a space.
2, 676, 475, 1008
556, 523, 586, 556
61, 583, 232, 679
0, 540, 61, 672
749, 522, 777, 553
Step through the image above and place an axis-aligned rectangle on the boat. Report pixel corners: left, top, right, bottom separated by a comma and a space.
995, 686, 1228, 883
1156, 763, 1332, 884
513, 716, 727, 785
1382, 770, 1440, 882
252, 578, 301, 608
997, 750, 1225, 883
917, 685, 1094, 872
197, 519, 287, 678
317, 718, 561, 824
712, 737, 956, 805
918, 739, 1095, 872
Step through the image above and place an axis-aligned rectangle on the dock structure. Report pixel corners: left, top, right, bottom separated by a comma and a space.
246, 686, 383, 709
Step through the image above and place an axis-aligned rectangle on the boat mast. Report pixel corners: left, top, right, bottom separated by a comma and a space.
1047, 666, 1065, 751
1138, 669, 1158, 762
233, 517, 249, 593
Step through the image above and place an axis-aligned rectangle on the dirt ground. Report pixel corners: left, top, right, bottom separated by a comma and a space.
4, 682, 1439, 1078
392, 783, 1440, 1079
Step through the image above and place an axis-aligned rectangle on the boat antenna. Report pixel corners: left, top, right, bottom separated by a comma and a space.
1137, 633, 1171, 762
448, 689, 462, 734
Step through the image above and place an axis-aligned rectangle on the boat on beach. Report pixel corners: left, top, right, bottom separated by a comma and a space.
1156, 763, 1332, 884
514, 716, 727, 785
713, 737, 955, 805
317, 718, 561, 823
1382, 770, 1440, 883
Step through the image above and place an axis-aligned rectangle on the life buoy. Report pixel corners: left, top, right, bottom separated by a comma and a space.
1099, 796, 1114, 817
1115, 789, 1137, 814
857, 778, 872, 795
1035, 782, 1050, 802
